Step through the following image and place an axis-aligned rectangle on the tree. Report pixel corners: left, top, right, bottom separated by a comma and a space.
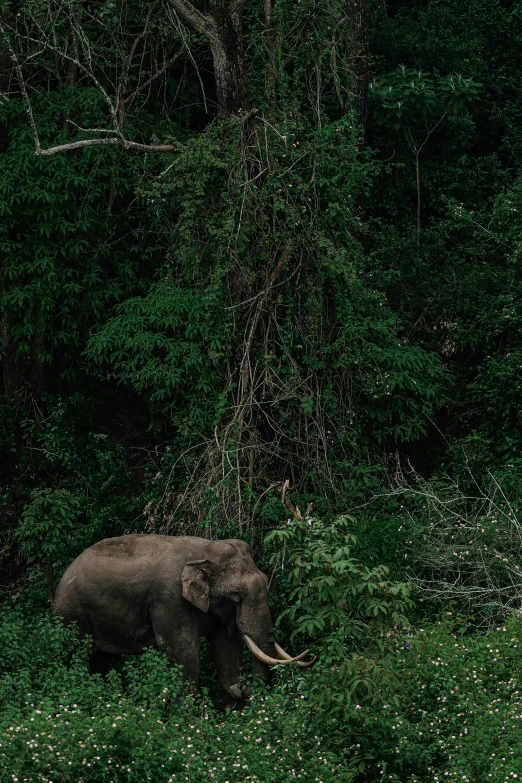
345, 0, 369, 137
370, 67, 480, 248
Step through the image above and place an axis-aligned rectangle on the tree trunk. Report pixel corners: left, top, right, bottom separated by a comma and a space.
167, 0, 249, 115
210, 10, 248, 114
264, 0, 276, 107
345, 0, 369, 139
0, 48, 15, 396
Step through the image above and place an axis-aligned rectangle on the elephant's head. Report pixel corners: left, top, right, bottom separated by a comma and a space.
181, 538, 313, 684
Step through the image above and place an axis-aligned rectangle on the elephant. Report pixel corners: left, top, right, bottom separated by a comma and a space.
53, 534, 313, 704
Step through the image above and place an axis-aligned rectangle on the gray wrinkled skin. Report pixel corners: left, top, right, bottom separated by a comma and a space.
53, 534, 275, 705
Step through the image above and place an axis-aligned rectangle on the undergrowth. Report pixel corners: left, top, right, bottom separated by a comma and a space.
3, 592, 522, 782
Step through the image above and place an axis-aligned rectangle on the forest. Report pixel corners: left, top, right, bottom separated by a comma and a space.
1, 0, 522, 780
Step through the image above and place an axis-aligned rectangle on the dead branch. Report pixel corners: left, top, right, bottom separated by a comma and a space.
390, 459, 522, 626
281, 480, 312, 521
35, 138, 180, 155
0, 24, 43, 153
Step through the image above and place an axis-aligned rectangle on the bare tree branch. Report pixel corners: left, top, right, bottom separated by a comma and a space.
389, 459, 522, 626
116, 2, 159, 119
36, 137, 179, 156
7, 19, 122, 134
166, 7, 208, 113
65, 121, 119, 134
41, 36, 121, 133
0, 24, 42, 153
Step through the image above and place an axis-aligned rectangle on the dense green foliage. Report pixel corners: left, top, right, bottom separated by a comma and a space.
2, 0, 522, 779
4, 584, 522, 781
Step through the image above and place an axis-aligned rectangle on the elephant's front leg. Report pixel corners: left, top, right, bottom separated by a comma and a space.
208, 625, 249, 707
150, 606, 200, 687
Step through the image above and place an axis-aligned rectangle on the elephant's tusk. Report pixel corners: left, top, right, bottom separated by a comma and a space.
243, 634, 310, 665
275, 642, 317, 668
243, 634, 284, 665
272, 643, 311, 663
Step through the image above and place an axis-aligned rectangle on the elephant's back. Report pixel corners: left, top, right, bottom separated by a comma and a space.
53, 534, 209, 617
57, 535, 170, 590
88, 533, 208, 560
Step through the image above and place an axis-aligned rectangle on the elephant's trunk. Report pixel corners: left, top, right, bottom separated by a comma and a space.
237, 599, 276, 683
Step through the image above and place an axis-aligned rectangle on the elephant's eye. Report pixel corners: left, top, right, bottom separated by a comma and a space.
230, 591, 242, 603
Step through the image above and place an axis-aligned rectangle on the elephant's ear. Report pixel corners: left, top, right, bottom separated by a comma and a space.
181, 560, 213, 612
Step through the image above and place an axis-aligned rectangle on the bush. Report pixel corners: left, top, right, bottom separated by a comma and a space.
14, 488, 81, 600
279, 615, 522, 782
266, 513, 414, 715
